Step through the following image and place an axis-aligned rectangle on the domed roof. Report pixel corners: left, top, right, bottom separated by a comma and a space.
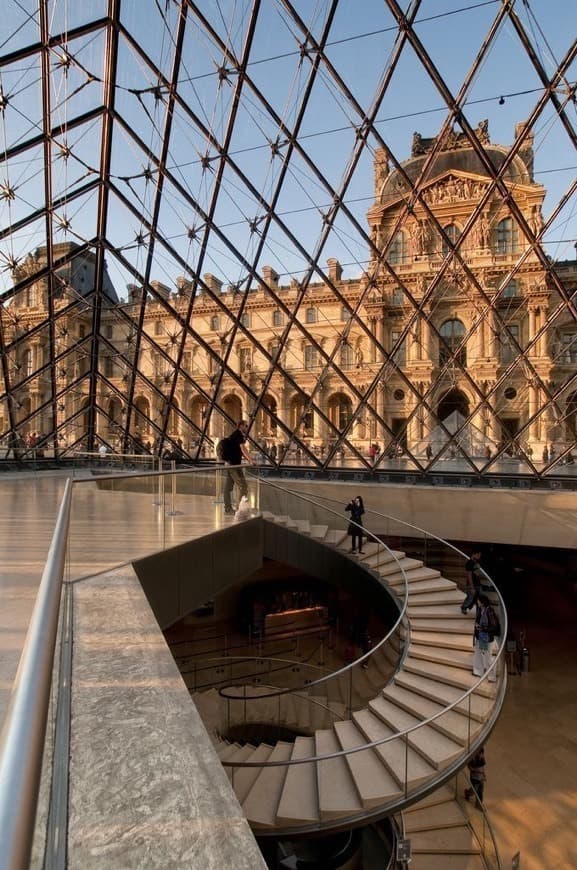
379, 125, 533, 202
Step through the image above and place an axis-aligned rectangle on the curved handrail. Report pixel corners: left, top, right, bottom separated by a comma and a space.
187, 652, 332, 691
212, 682, 348, 724
0, 479, 73, 870
299, 487, 509, 663
304, 489, 489, 572
218, 476, 507, 774
221, 649, 506, 771
219, 476, 410, 701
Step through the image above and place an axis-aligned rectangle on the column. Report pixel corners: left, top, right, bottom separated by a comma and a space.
528, 382, 539, 443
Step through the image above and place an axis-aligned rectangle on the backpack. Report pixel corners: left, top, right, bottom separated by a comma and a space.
216, 437, 231, 462
488, 606, 501, 638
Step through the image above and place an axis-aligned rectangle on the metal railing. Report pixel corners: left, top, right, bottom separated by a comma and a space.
0, 479, 73, 870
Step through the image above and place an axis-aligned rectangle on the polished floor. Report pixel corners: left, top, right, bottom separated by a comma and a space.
0, 471, 576, 867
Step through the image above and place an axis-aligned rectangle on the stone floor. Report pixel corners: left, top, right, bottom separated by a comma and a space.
487, 621, 577, 869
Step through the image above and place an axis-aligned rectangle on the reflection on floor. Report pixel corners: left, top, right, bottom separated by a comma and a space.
488, 621, 577, 869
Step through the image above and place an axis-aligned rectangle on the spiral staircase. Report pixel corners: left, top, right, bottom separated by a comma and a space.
187, 495, 507, 843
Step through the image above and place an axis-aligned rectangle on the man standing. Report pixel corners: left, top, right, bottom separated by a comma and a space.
223, 420, 251, 515
461, 548, 483, 614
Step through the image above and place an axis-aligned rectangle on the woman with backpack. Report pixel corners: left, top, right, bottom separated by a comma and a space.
472, 594, 500, 683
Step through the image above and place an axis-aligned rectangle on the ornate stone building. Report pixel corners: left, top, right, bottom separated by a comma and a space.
3, 123, 577, 469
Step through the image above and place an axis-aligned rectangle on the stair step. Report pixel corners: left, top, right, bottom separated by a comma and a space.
363, 549, 406, 566
232, 743, 274, 803
217, 741, 245, 762
381, 684, 480, 746
356, 541, 384, 558
378, 557, 424, 578
410, 617, 474, 635
294, 519, 311, 535
388, 567, 443, 586
406, 590, 465, 607
223, 743, 260, 771
242, 741, 292, 828
334, 720, 402, 808
411, 631, 473, 652
276, 736, 319, 826
324, 528, 344, 545
315, 729, 363, 820
410, 826, 481, 854
404, 801, 466, 832
368, 696, 463, 770
407, 605, 472, 620
310, 524, 329, 540
352, 709, 435, 789
394, 672, 493, 721
388, 577, 457, 595
403, 656, 493, 696
406, 783, 456, 809
409, 643, 473, 672
406, 856, 485, 870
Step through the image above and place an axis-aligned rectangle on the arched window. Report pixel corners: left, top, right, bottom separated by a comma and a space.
340, 342, 354, 369
328, 393, 353, 431
389, 231, 408, 265
496, 218, 518, 254
304, 344, 319, 370
134, 396, 150, 433
256, 394, 278, 437
305, 306, 317, 324
269, 339, 281, 361
190, 395, 209, 429
211, 314, 220, 331
290, 396, 313, 437
439, 319, 466, 366
442, 224, 460, 256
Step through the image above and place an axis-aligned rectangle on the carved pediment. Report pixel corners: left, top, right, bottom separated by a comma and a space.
421, 174, 490, 206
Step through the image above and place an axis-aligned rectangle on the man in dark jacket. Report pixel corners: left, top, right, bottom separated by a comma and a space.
461, 549, 483, 614
223, 420, 251, 515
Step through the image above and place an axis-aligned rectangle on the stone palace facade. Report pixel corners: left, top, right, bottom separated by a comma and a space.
3, 122, 577, 467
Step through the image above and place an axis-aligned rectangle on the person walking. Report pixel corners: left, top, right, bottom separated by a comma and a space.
472, 594, 500, 682
345, 495, 365, 554
223, 420, 251, 515
461, 549, 483, 614
465, 746, 486, 807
